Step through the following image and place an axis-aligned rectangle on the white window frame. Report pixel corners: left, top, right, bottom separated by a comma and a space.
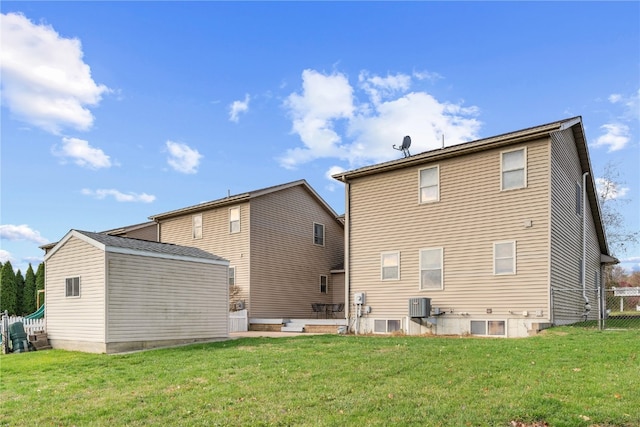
381, 251, 400, 281
470, 320, 506, 336
319, 275, 328, 294
228, 266, 236, 287
313, 222, 325, 246
419, 165, 440, 204
229, 207, 240, 234
374, 319, 402, 334
192, 214, 203, 239
419, 247, 443, 290
65, 277, 80, 298
500, 147, 527, 191
494, 241, 516, 275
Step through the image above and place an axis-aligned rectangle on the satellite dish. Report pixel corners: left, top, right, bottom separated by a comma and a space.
393, 135, 412, 157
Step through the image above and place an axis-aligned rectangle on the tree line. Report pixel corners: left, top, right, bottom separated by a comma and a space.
0, 261, 45, 316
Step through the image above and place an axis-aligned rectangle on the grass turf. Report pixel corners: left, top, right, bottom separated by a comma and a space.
1, 327, 638, 426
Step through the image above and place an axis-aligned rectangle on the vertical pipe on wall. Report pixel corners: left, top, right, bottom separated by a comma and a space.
582, 171, 590, 311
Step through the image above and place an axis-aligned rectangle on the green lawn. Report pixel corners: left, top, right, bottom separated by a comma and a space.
1, 327, 639, 427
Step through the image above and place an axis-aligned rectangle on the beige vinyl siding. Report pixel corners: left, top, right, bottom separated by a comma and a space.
45, 236, 106, 343
159, 201, 250, 308
249, 185, 345, 318
550, 129, 600, 323
331, 272, 345, 304
106, 252, 228, 341
348, 138, 551, 318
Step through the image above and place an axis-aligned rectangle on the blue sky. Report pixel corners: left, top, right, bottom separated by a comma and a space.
1, 2, 639, 274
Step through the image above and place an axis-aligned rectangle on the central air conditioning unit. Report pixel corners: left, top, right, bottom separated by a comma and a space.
408, 297, 431, 318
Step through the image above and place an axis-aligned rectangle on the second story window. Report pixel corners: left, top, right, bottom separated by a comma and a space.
313, 222, 325, 246
192, 214, 203, 239
419, 166, 439, 203
501, 148, 526, 190
229, 207, 240, 234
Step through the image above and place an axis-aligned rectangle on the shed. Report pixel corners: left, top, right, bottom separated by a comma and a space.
44, 230, 229, 353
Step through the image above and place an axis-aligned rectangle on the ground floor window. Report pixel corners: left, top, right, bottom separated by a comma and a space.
470, 320, 505, 336
374, 319, 401, 333
319, 275, 328, 293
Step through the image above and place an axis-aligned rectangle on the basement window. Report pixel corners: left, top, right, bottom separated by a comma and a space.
65, 277, 80, 298
374, 319, 401, 334
470, 320, 505, 336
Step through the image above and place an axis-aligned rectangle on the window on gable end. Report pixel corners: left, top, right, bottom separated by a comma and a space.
313, 222, 325, 246
419, 166, 440, 203
193, 214, 203, 239
501, 148, 526, 190
65, 277, 80, 297
229, 207, 240, 234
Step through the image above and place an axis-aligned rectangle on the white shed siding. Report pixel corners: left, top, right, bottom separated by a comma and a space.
550, 129, 600, 323
159, 201, 250, 308
106, 252, 228, 341
348, 138, 551, 323
249, 186, 344, 318
45, 236, 106, 344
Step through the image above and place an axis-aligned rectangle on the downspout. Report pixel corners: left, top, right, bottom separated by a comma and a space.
342, 176, 351, 326
582, 172, 591, 316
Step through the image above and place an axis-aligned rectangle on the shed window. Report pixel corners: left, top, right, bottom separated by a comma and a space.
192, 214, 203, 239
65, 277, 80, 298
501, 148, 526, 190
320, 275, 328, 294
313, 222, 325, 246
494, 241, 516, 275
381, 252, 400, 280
419, 166, 440, 203
229, 207, 240, 234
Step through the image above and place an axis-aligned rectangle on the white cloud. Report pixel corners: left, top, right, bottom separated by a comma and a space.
81, 188, 156, 203
0, 12, 110, 134
165, 140, 202, 174
593, 123, 630, 152
0, 224, 49, 245
595, 177, 629, 201
53, 137, 112, 169
0, 250, 12, 264
229, 94, 250, 123
280, 69, 481, 171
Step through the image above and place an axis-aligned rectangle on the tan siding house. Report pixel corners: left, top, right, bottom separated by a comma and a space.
334, 117, 615, 337
149, 180, 345, 323
45, 230, 229, 353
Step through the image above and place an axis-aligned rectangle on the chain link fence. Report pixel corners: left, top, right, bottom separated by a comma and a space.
551, 288, 640, 330
603, 287, 640, 329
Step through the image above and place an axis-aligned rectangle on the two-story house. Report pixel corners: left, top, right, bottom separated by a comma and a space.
149, 180, 345, 323
333, 117, 617, 337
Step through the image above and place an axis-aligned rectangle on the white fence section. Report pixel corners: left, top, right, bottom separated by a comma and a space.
1, 316, 46, 335
229, 309, 248, 332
